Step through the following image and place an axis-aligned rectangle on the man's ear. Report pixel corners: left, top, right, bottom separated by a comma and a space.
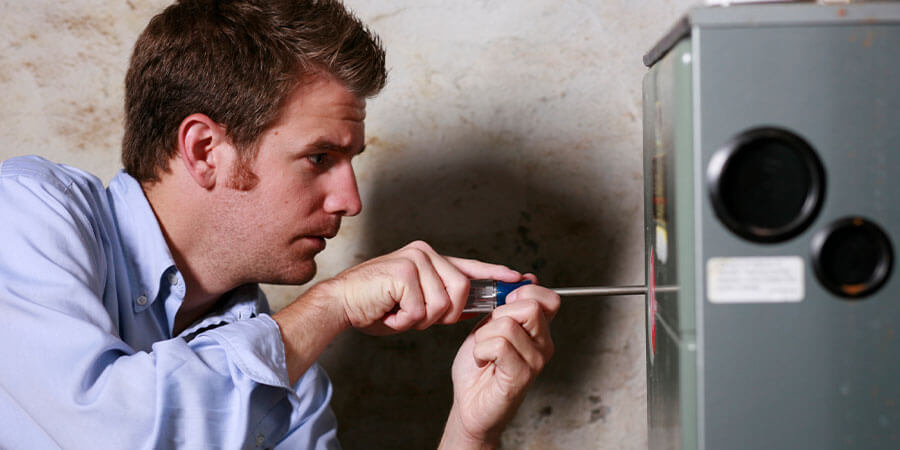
177, 113, 230, 189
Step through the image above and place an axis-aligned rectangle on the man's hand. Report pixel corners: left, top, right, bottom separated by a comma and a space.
440, 283, 560, 449
325, 240, 523, 335
275, 240, 524, 385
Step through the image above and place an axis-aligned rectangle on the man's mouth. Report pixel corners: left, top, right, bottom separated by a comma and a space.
304, 226, 340, 249
312, 229, 339, 241
295, 219, 341, 247
302, 235, 327, 252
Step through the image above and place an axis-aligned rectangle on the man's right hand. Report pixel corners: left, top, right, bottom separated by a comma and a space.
323, 240, 523, 335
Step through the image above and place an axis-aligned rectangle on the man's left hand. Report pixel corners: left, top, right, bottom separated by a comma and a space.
440, 281, 560, 449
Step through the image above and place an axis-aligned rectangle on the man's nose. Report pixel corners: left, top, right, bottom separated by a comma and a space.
323, 161, 362, 217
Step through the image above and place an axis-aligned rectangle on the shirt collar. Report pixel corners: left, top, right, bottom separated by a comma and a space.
107, 170, 178, 311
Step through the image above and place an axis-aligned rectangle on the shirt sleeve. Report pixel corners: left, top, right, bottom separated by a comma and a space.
0, 163, 338, 449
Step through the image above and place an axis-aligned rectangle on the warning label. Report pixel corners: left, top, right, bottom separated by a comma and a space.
707, 256, 805, 303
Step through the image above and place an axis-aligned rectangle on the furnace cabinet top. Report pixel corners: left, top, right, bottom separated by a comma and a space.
644, 2, 900, 68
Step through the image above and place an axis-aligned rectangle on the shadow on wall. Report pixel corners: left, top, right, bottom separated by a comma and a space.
317, 132, 641, 449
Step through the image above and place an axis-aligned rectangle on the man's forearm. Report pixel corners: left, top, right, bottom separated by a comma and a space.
272, 280, 350, 385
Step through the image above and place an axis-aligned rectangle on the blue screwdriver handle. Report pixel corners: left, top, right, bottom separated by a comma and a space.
494, 280, 532, 306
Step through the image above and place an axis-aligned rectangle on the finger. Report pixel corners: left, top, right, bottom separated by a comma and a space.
521, 272, 539, 284
472, 335, 534, 389
404, 241, 470, 324
381, 262, 427, 330
504, 285, 561, 321
383, 298, 425, 331
476, 317, 548, 374
490, 298, 551, 340
478, 308, 553, 370
494, 302, 554, 370
398, 244, 453, 330
445, 255, 521, 283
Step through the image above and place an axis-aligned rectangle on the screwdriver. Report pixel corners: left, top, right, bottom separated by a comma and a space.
463, 279, 678, 313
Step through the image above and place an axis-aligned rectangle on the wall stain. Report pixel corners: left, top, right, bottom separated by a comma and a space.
590, 405, 611, 423
539, 405, 553, 418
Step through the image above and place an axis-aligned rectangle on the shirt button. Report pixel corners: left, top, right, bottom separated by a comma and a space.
136, 295, 148, 306
256, 434, 265, 446
167, 273, 179, 285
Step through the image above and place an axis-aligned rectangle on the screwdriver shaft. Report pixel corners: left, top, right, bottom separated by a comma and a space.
462, 282, 679, 314
551, 285, 678, 297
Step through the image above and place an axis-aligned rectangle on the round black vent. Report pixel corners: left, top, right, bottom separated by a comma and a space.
812, 217, 893, 299
708, 127, 826, 243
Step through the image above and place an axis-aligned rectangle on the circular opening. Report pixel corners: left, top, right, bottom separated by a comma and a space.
708, 127, 825, 243
812, 217, 893, 299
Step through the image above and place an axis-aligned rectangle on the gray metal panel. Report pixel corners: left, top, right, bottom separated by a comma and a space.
695, 20, 900, 450
644, 2, 900, 68
645, 40, 697, 335
645, 38, 699, 450
690, 2, 900, 28
647, 314, 687, 450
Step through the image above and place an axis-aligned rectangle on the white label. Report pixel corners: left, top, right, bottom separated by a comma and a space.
707, 256, 805, 303
655, 225, 669, 265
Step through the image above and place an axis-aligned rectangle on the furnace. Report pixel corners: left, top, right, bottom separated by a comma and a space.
643, 2, 900, 448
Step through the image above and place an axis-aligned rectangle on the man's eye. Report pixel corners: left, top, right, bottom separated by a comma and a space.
307, 154, 328, 166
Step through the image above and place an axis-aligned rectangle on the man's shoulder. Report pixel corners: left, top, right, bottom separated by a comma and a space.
0, 155, 106, 197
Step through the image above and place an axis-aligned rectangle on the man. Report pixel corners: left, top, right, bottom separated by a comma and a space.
0, 0, 559, 448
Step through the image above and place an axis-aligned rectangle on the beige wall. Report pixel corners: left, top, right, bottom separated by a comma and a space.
1, 0, 697, 448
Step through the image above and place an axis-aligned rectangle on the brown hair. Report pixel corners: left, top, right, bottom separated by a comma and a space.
122, 0, 386, 183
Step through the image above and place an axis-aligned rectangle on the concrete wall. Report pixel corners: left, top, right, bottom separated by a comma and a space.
1, 0, 697, 448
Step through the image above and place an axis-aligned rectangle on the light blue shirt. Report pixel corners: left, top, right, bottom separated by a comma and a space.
0, 156, 339, 449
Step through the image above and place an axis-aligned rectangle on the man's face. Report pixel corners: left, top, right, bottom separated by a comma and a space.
219, 73, 366, 285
